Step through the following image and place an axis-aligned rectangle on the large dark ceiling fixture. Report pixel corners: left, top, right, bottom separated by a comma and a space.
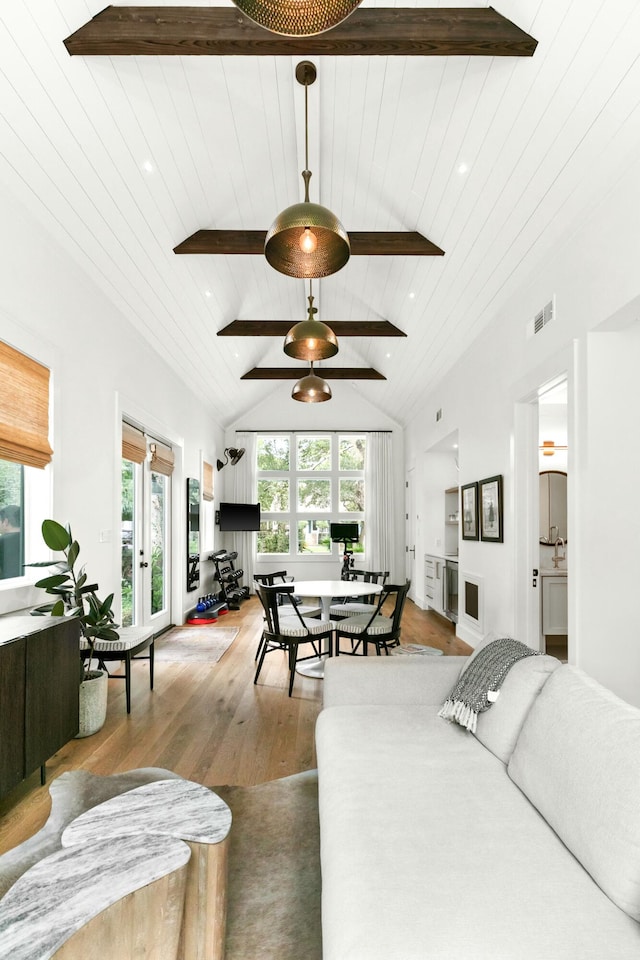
283, 280, 338, 361
292, 361, 332, 403
231, 0, 361, 37
264, 60, 350, 279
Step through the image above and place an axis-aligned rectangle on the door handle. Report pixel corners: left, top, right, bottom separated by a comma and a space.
140, 561, 149, 568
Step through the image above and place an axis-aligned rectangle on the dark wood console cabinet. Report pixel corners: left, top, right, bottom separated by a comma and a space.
0, 618, 80, 799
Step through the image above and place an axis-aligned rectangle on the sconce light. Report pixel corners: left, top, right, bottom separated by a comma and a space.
539, 440, 568, 457
216, 447, 246, 471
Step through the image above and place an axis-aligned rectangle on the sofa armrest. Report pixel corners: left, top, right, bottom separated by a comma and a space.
322, 656, 467, 708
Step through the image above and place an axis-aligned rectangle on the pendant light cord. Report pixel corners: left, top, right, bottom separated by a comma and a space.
302, 80, 311, 202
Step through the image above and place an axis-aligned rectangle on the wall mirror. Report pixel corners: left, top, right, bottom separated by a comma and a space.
539, 470, 567, 543
187, 477, 200, 591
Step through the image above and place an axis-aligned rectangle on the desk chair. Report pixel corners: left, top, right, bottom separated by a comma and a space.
329, 570, 389, 619
334, 580, 411, 657
254, 584, 334, 696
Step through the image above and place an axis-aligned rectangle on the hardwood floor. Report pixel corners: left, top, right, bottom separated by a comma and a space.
0, 597, 470, 853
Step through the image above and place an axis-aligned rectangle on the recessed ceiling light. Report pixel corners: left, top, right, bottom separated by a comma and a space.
142, 160, 155, 174
204, 289, 212, 298
234, 352, 239, 359
385, 352, 391, 358
408, 291, 416, 300
453, 443, 459, 449
457, 162, 469, 175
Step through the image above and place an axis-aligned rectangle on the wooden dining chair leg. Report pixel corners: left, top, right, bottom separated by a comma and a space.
288, 644, 297, 696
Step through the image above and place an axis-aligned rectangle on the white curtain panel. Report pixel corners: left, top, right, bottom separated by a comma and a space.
232, 432, 257, 593
364, 432, 395, 578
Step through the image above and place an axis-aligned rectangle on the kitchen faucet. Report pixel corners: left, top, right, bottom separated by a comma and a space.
553, 537, 566, 568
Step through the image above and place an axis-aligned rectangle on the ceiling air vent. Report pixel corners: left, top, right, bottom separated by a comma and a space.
529, 297, 555, 338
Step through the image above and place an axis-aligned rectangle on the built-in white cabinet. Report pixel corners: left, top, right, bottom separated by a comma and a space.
542, 575, 568, 635
444, 487, 459, 557
425, 554, 444, 615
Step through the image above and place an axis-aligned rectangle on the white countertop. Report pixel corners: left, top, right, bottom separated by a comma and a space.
0, 616, 69, 647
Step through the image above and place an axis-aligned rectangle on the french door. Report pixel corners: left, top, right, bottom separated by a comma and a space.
121, 458, 172, 632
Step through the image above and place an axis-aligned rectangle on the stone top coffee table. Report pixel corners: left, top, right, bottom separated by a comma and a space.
62, 778, 232, 960
0, 834, 191, 960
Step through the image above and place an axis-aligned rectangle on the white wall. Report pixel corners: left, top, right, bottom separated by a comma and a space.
575, 323, 640, 705
224, 381, 406, 583
405, 154, 640, 703
0, 185, 225, 623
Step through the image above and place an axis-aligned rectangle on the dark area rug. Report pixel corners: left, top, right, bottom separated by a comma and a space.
213, 770, 321, 960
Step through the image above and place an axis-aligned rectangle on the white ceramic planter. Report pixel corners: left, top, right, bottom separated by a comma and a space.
76, 669, 108, 738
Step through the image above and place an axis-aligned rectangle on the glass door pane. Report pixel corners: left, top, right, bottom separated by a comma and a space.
150, 470, 168, 618
121, 457, 171, 631
121, 459, 137, 628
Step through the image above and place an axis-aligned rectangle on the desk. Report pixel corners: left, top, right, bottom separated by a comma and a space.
289, 580, 382, 678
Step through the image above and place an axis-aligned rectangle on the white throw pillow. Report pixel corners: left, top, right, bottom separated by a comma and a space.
473, 653, 560, 763
509, 665, 640, 922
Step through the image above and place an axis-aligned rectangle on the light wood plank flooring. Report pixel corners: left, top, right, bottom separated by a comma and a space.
0, 597, 470, 853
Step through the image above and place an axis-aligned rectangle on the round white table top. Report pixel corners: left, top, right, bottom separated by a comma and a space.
290, 579, 382, 600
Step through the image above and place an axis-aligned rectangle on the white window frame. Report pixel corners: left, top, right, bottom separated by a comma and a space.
256, 432, 365, 561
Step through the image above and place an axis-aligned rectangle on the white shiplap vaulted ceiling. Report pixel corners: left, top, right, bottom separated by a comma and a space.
1, 1, 639, 426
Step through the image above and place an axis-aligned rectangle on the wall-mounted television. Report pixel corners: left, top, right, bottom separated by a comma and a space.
218, 501, 261, 532
330, 521, 360, 543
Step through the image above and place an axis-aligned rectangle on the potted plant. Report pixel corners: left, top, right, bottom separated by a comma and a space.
28, 519, 120, 737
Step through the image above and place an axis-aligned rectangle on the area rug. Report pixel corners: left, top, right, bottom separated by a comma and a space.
213, 771, 321, 960
153, 626, 239, 662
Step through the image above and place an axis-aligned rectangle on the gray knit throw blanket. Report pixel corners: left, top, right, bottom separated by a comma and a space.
439, 638, 540, 733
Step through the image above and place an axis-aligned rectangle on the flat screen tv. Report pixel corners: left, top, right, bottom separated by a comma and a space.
218, 501, 261, 532
330, 521, 360, 543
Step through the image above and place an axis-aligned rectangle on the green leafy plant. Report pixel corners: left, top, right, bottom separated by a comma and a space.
28, 519, 119, 679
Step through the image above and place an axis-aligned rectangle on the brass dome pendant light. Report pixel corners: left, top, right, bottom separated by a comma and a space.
284, 279, 339, 361
265, 61, 350, 279
292, 361, 332, 403
231, 0, 362, 37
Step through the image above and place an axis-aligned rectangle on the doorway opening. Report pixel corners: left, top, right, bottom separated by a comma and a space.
538, 380, 568, 660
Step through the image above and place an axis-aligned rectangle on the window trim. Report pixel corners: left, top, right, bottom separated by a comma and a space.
256, 432, 365, 561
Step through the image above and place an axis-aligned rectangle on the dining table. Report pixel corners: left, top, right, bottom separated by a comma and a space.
289, 579, 383, 679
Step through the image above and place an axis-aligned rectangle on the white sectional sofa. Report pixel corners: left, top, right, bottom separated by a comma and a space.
316, 649, 640, 959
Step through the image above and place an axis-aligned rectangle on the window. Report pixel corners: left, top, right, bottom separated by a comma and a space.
0, 340, 52, 591
257, 433, 366, 558
0, 460, 24, 580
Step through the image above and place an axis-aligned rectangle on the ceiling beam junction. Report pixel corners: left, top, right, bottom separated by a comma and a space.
174, 230, 444, 257
218, 320, 406, 337
64, 7, 538, 58
241, 367, 386, 380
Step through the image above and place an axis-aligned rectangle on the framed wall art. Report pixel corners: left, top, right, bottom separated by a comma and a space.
461, 482, 479, 541
479, 475, 503, 543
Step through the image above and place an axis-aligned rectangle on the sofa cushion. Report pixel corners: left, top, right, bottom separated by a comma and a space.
446, 633, 559, 763
317, 703, 640, 959
473, 653, 560, 763
509, 665, 640, 922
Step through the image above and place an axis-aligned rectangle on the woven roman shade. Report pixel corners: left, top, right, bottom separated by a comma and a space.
202, 461, 214, 501
0, 340, 53, 468
122, 422, 147, 464
150, 440, 175, 476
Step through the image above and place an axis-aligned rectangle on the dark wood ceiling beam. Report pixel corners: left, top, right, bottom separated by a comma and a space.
64, 7, 537, 58
242, 367, 386, 380
218, 320, 406, 337
174, 230, 444, 257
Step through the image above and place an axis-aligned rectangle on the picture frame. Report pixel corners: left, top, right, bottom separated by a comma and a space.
461, 482, 479, 541
479, 475, 503, 543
